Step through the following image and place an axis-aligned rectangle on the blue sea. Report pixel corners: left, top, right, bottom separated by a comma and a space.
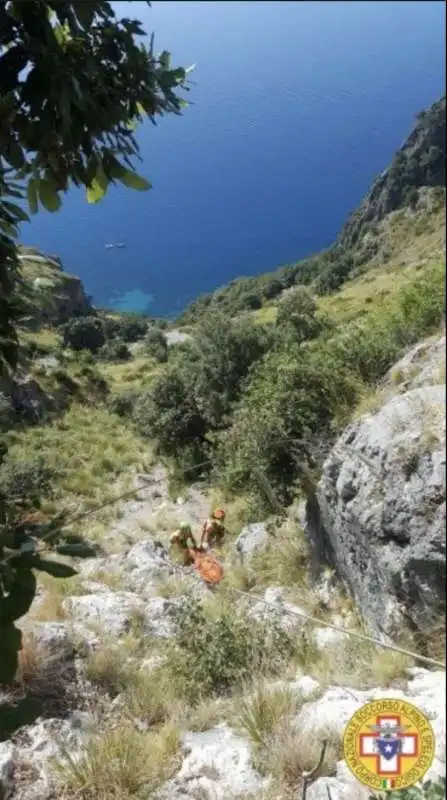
20, 1, 445, 317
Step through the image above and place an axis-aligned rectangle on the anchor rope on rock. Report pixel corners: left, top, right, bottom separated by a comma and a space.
4, 439, 445, 671
227, 587, 446, 671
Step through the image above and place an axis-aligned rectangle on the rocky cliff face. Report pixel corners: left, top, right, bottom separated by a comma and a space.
305, 335, 446, 643
338, 95, 446, 254
18, 247, 93, 327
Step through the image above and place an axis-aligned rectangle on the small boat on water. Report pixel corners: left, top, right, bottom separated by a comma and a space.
105, 242, 126, 249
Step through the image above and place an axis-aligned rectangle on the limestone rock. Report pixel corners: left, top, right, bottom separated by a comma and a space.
10, 371, 54, 422
296, 668, 445, 795
157, 723, 267, 799
12, 712, 93, 799
63, 590, 179, 641
248, 586, 307, 635
124, 537, 174, 593
0, 743, 16, 800
25, 622, 75, 663
62, 591, 147, 638
233, 522, 270, 565
384, 334, 446, 392
305, 384, 446, 640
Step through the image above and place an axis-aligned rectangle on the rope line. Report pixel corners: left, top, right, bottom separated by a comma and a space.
4, 437, 446, 672
229, 587, 446, 670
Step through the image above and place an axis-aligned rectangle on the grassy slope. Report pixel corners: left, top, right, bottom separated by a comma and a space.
252, 201, 445, 327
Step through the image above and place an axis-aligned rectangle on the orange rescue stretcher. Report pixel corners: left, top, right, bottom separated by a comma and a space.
187, 548, 224, 585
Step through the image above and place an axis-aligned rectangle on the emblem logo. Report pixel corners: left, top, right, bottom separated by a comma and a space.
343, 698, 436, 791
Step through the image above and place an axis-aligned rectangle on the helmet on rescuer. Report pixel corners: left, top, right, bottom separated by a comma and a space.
213, 508, 225, 521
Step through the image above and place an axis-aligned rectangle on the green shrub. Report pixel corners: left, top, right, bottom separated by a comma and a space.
0, 455, 54, 525
100, 339, 132, 363
61, 316, 105, 353
168, 597, 297, 702
102, 314, 149, 343
144, 328, 168, 363
107, 389, 138, 418
132, 371, 208, 459
276, 285, 323, 343
0, 393, 15, 432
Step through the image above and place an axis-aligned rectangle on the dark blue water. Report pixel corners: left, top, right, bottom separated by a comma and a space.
20, 1, 445, 316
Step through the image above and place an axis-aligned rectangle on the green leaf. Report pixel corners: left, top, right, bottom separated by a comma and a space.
115, 167, 151, 192
159, 50, 171, 70
86, 160, 109, 203
86, 178, 106, 204
35, 559, 78, 579
37, 179, 62, 213
4, 137, 25, 170
27, 178, 39, 214
1, 200, 29, 223
55, 543, 98, 558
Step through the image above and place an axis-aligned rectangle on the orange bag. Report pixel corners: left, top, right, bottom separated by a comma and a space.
188, 549, 224, 585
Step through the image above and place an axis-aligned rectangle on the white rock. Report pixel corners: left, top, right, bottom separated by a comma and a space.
144, 596, 180, 638
139, 655, 168, 674
233, 523, 270, 565
26, 622, 75, 662
159, 724, 267, 799
16, 712, 93, 796
249, 586, 307, 635
291, 675, 321, 699
123, 538, 174, 593
314, 625, 349, 650
62, 591, 146, 637
294, 686, 363, 740
308, 760, 370, 800
0, 743, 16, 800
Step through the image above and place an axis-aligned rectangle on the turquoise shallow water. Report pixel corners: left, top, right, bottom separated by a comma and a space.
21, 1, 445, 317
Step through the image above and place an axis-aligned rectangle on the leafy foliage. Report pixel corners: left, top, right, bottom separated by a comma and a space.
61, 316, 106, 353
133, 370, 208, 461
168, 597, 296, 702
217, 262, 444, 509
0, 455, 97, 685
0, 0, 191, 371
276, 285, 324, 343
99, 339, 132, 363
132, 312, 272, 474
177, 96, 445, 326
144, 327, 168, 363
101, 313, 150, 344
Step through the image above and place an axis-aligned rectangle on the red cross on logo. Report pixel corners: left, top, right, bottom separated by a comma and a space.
359, 715, 419, 776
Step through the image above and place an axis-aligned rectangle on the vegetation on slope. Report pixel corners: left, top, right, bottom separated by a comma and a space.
0, 0, 191, 376
178, 96, 445, 325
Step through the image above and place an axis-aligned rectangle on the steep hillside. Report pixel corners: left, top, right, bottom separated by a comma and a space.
18, 246, 93, 328
338, 95, 446, 255
1, 96, 445, 800
177, 95, 445, 325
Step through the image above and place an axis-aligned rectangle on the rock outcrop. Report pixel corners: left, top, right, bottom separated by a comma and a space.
18, 247, 93, 327
338, 95, 446, 253
305, 371, 446, 641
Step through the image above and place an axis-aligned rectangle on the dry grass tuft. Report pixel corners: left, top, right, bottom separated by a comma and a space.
236, 683, 303, 749
58, 722, 180, 799
250, 520, 310, 589
262, 722, 341, 794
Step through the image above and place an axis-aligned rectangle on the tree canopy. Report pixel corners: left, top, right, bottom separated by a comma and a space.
0, 0, 191, 375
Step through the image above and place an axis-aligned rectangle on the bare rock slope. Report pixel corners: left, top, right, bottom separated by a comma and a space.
305, 335, 446, 641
